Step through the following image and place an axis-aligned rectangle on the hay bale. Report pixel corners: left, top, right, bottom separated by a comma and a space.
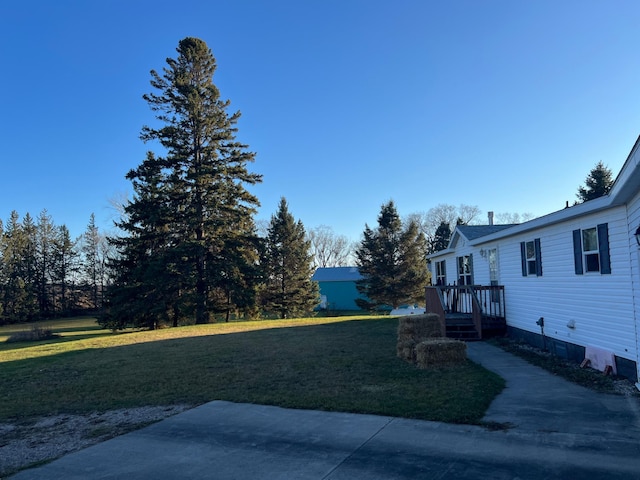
396, 314, 443, 363
396, 340, 417, 362
415, 338, 467, 369
397, 313, 442, 341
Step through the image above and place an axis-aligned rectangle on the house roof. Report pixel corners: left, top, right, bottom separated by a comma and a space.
311, 266, 363, 282
428, 134, 640, 258
456, 225, 516, 241
427, 224, 516, 258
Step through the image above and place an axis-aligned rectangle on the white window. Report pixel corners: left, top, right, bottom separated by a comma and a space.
572, 224, 611, 275
520, 239, 542, 277
457, 255, 473, 285
488, 248, 498, 285
525, 241, 537, 275
435, 260, 446, 285
581, 227, 600, 273
489, 248, 500, 302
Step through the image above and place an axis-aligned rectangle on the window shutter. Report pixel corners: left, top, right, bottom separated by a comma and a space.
597, 223, 611, 274
534, 238, 543, 276
520, 242, 527, 276
572, 229, 583, 275
469, 254, 474, 285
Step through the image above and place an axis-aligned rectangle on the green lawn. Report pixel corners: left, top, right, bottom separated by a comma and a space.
0, 316, 505, 424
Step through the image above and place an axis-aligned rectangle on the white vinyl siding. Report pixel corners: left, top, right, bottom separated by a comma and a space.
497, 206, 635, 361
627, 190, 640, 382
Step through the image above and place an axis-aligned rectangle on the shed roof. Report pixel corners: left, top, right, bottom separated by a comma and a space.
311, 267, 363, 282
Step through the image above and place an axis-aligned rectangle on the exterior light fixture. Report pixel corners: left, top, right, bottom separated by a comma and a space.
635, 225, 640, 247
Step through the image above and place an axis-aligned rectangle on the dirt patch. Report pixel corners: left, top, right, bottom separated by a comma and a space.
0, 405, 192, 478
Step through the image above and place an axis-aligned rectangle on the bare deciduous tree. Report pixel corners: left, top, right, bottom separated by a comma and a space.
307, 225, 355, 268
494, 212, 535, 224
405, 204, 482, 245
457, 204, 482, 225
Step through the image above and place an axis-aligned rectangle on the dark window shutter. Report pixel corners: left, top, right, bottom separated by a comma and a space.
597, 223, 611, 274
520, 242, 527, 276
572, 229, 583, 275
534, 238, 543, 277
469, 254, 474, 285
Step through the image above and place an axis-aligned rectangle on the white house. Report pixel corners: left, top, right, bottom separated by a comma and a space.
427, 135, 640, 388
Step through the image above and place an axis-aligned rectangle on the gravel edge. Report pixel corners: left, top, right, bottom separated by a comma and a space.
0, 405, 193, 478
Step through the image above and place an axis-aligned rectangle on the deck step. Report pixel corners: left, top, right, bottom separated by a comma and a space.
445, 320, 480, 341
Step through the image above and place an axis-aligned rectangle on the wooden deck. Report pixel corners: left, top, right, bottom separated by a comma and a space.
425, 285, 507, 340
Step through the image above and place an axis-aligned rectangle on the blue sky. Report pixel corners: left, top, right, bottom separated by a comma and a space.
2, 1, 640, 242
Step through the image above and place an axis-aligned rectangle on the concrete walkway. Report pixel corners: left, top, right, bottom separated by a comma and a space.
10, 343, 640, 479
467, 342, 640, 440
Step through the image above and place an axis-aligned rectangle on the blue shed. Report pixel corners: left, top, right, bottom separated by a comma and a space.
311, 267, 367, 311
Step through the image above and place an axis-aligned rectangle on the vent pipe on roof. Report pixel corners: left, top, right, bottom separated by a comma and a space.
488, 211, 494, 226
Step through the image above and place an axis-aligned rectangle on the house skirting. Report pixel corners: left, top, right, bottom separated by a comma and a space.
506, 326, 638, 382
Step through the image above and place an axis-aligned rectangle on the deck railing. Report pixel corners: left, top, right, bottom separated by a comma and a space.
425, 285, 506, 339
424, 287, 447, 336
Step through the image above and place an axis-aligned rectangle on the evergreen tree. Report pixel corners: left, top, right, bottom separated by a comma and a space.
82, 213, 106, 309
207, 219, 262, 322
355, 201, 429, 309
107, 37, 261, 328
35, 210, 56, 316
0, 211, 83, 323
106, 153, 184, 329
20, 213, 38, 320
430, 221, 451, 253
52, 225, 79, 315
261, 198, 318, 319
576, 161, 614, 203
0, 218, 3, 321
0, 212, 33, 322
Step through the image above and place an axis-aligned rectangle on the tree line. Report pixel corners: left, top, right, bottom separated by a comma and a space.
0, 211, 110, 324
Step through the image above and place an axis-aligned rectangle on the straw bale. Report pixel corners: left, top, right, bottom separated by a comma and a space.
396, 314, 443, 364
396, 340, 417, 363
396, 314, 442, 341
415, 338, 467, 369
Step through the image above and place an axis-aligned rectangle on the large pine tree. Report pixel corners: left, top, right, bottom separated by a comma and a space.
355, 201, 429, 309
106, 37, 261, 328
261, 198, 318, 319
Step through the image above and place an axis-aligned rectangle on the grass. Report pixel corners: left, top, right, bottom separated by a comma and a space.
0, 317, 107, 345
0, 316, 505, 424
